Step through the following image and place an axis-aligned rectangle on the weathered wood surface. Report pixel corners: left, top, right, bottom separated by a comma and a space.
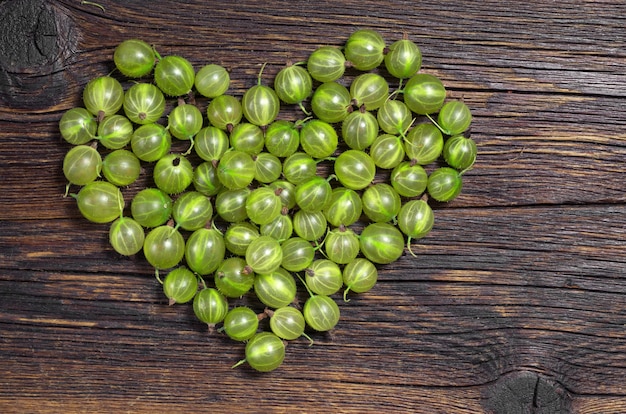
1, 0, 625, 412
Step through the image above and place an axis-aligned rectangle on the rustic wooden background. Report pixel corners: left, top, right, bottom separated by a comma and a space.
1, 0, 625, 412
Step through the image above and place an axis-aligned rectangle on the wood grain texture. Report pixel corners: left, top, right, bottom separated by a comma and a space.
1, 0, 625, 412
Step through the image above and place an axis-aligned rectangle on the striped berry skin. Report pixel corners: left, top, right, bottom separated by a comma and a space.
242, 84, 280, 127
334, 149, 376, 191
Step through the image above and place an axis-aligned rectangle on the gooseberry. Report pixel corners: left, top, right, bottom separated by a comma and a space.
163, 266, 198, 305
154, 55, 195, 97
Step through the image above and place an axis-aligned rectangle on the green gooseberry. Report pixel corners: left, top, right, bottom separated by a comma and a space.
384, 38, 422, 79
310, 81, 352, 124
215, 187, 250, 223
437, 100, 472, 136
74, 181, 124, 224
59, 107, 97, 145
223, 306, 259, 342
153, 153, 194, 195
350, 73, 389, 111
303, 294, 340, 332
443, 134, 477, 171
216, 150, 255, 189
113, 38, 156, 78
246, 187, 282, 226
230, 122, 265, 155
214, 257, 255, 298
245, 235, 283, 275
82, 76, 124, 119
96, 114, 134, 149
342, 258, 378, 301
369, 134, 405, 169
254, 268, 297, 309
343, 29, 386, 71
193, 287, 229, 329
377, 99, 413, 136
264, 120, 300, 158
280, 236, 315, 272
300, 119, 338, 159
185, 227, 225, 275
63, 144, 102, 187
143, 225, 185, 270
193, 161, 223, 196
324, 225, 360, 265
195, 63, 230, 98
123, 82, 166, 125
206, 94, 243, 131
427, 167, 463, 202
295, 176, 332, 213
403, 73, 446, 115
361, 183, 402, 223
235, 332, 285, 372
102, 149, 141, 187
154, 55, 195, 97
305, 259, 343, 296
130, 123, 171, 162
108, 216, 145, 256
292, 210, 327, 242
224, 221, 260, 256
268, 306, 312, 344
194, 126, 229, 163
390, 161, 428, 198
130, 187, 172, 228
163, 266, 198, 305
254, 152, 282, 184
341, 109, 379, 151
274, 64, 313, 112
306, 46, 346, 82
269, 180, 297, 210
172, 191, 213, 231
260, 208, 293, 242
241, 84, 280, 127
282, 152, 317, 185
167, 103, 203, 153
404, 123, 444, 165
359, 222, 405, 265
241, 66, 280, 127
323, 187, 362, 228
334, 149, 376, 190
398, 199, 434, 256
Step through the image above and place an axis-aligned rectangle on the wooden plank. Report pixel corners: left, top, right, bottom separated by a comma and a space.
1, 0, 625, 412
2, 204, 625, 412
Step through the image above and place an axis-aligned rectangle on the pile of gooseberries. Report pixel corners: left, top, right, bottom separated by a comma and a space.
60, 30, 477, 372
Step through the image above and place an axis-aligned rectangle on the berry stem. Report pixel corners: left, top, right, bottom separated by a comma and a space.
459, 153, 477, 176
400, 117, 416, 139
231, 358, 247, 369
152, 46, 162, 62
182, 137, 195, 156
302, 331, 314, 347
343, 286, 352, 302
257, 63, 268, 86
298, 101, 312, 116
295, 273, 315, 298
407, 237, 418, 258
425, 113, 449, 135
294, 117, 313, 128
387, 89, 402, 101
81, 1, 105, 11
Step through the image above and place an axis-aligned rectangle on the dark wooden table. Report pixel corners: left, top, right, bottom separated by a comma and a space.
1, 0, 625, 412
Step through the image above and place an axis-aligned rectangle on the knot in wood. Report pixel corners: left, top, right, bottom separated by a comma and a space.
482, 370, 572, 414
0, 0, 76, 109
